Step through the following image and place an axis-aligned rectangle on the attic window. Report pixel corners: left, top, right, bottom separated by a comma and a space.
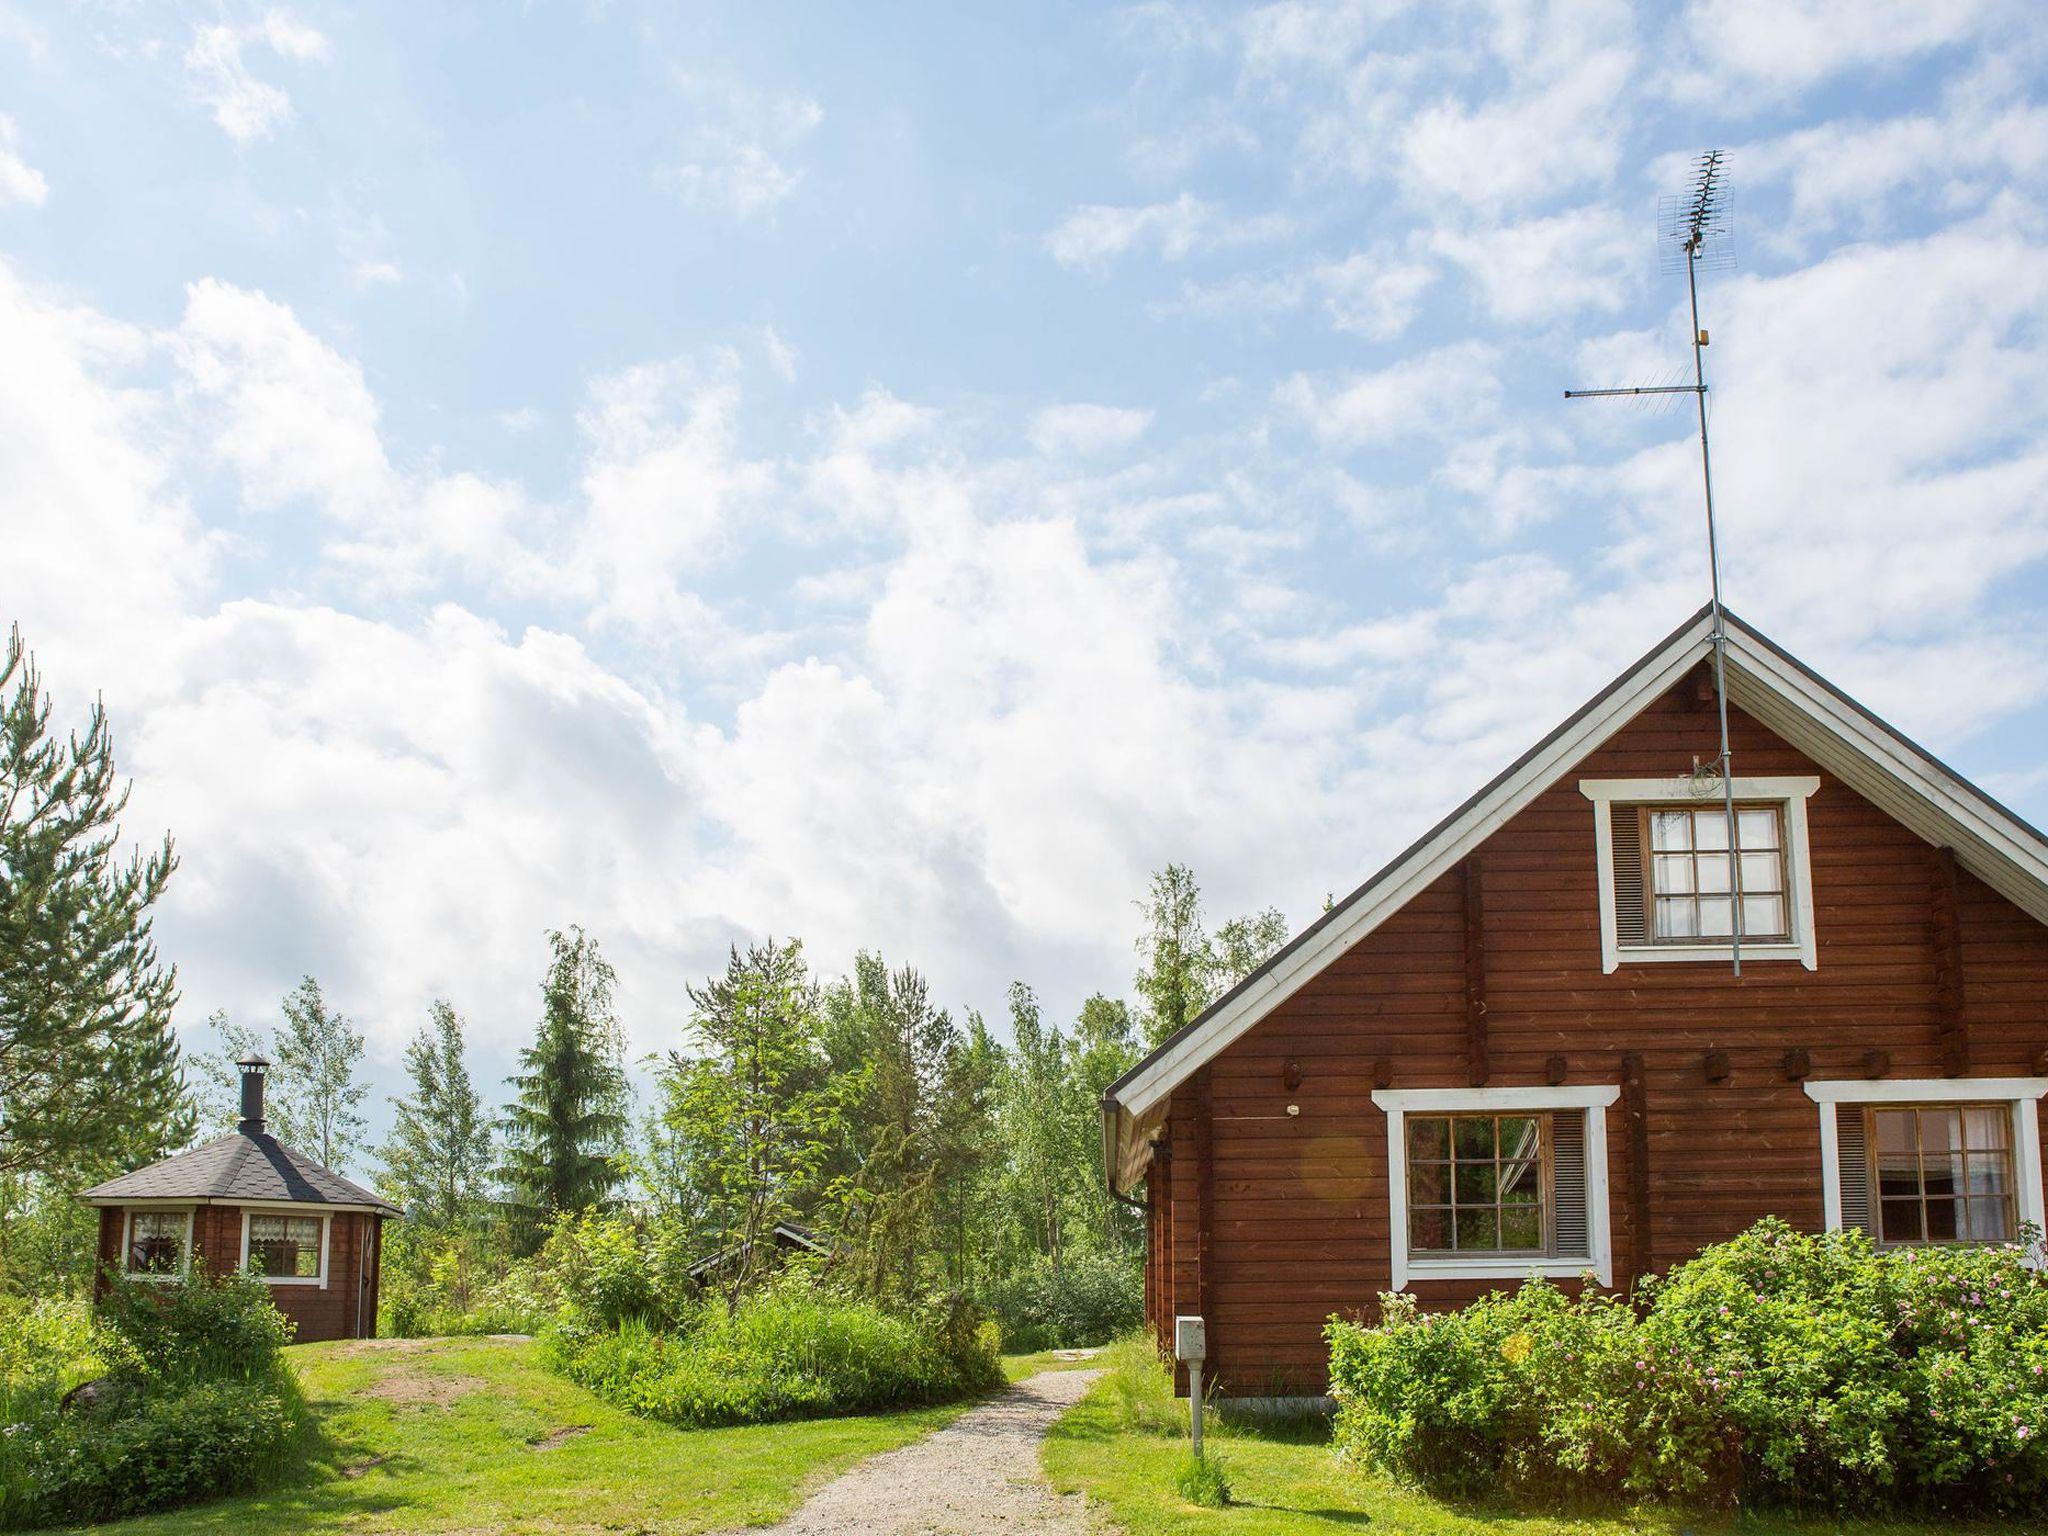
1374, 1086, 1617, 1289
1581, 776, 1819, 972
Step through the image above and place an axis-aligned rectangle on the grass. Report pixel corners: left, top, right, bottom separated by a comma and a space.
60, 1334, 1031, 1535
1041, 1340, 2046, 1536
1000, 1344, 1107, 1382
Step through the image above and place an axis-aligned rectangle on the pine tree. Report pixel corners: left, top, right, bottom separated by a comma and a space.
0, 626, 191, 1182
378, 1000, 492, 1229
274, 976, 369, 1172
499, 927, 628, 1251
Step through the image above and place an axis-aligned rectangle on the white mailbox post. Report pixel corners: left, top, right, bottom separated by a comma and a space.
1174, 1314, 1206, 1457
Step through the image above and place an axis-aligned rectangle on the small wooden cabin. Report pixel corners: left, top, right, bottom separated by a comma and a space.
81, 1057, 400, 1342
1103, 607, 2048, 1398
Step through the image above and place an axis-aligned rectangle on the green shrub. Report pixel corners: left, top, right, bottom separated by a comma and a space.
988, 1254, 1141, 1351
545, 1284, 1002, 1428
0, 1269, 305, 1529
1328, 1217, 2048, 1515
1175, 1450, 1231, 1507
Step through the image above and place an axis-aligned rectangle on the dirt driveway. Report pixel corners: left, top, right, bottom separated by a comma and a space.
754, 1367, 1104, 1534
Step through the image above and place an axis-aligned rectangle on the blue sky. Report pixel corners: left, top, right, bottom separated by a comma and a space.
4, 1, 2047, 1156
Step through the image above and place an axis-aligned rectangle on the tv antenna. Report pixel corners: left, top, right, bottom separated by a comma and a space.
1566, 150, 1748, 975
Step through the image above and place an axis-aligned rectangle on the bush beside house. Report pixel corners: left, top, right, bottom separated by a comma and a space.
1327, 1218, 2048, 1516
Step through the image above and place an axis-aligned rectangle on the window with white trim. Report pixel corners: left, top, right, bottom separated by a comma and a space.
124, 1209, 191, 1278
1373, 1087, 1618, 1289
1580, 776, 1820, 973
242, 1211, 329, 1285
1806, 1078, 2048, 1253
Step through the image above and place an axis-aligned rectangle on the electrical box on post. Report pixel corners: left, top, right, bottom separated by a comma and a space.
1174, 1315, 1205, 1362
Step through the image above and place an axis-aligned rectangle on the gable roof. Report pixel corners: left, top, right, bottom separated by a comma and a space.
1105, 605, 2048, 1128
80, 1130, 400, 1215
685, 1219, 831, 1282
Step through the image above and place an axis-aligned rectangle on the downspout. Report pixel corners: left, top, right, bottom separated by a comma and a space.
1102, 1095, 1149, 1213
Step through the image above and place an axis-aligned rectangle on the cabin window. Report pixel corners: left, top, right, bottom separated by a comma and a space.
125, 1210, 190, 1277
1579, 775, 1819, 973
1805, 1079, 2047, 1255
1373, 1087, 1618, 1289
243, 1212, 328, 1284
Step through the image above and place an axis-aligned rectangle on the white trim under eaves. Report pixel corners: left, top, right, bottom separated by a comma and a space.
1373, 1085, 1620, 1291
1113, 613, 1718, 1117
1580, 775, 1820, 973
1804, 1077, 2048, 1249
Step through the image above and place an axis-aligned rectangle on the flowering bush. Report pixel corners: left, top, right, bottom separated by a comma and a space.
1328, 1218, 2048, 1515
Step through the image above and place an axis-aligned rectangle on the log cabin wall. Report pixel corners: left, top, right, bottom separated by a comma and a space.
1146, 686, 2048, 1395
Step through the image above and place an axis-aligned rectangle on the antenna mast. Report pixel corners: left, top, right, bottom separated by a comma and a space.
1567, 150, 1746, 975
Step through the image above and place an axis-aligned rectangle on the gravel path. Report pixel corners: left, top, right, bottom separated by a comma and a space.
753, 1367, 1104, 1535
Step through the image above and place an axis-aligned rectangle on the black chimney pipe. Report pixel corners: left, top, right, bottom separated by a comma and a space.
237, 1056, 269, 1134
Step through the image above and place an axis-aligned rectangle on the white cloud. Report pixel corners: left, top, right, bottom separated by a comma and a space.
658, 75, 823, 220
1429, 204, 1639, 324
0, 115, 47, 206
1029, 403, 1155, 456
1275, 341, 1502, 449
1676, 0, 2018, 98
1043, 193, 1290, 270
182, 12, 330, 144
1314, 251, 1437, 339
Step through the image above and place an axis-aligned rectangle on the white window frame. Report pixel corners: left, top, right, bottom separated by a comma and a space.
1805, 1076, 2048, 1257
239, 1208, 333, 1288
121, 1207, 194, 1282
1373, 1086, 1619, 1290
1580, 775, 1821, 974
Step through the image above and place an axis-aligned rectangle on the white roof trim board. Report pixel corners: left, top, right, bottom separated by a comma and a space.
1106, 607, 2048, 1121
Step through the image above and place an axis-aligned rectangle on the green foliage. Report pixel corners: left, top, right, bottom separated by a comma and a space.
0, 625, 191, 1187
377, 999, 492, 1229
1098, 1331, 1182, 1436
1327, 1218, 2048, 1515
0, 1178, 99, 1299
273, 977, 369, 1172
989, 1252, 1142, 1350
544, 1284, 1003, 1429
1133, 864, 1290, 1048
500, 927, 631, 1251
0, 1269, 305, 1529
1176, 1450, 1232, 1507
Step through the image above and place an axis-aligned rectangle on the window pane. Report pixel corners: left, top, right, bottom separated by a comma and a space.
1454, 1163, 1497, 1204
1455, 1209, 1498, 1251
127, 1212, 184, 1274
1650, 811, 1692, 850
1498, 1118, 1540, 1158
1737, 851, 1782, 896
1408, 1161, 1449, 1204
1873, 1110, 1914, 1156
1963, 1153, 2009, 1199
1879, 1198, 1922, 1242
1737, 808, 1779, 849
1924, 1199, 1958, 1241
1408, 1117, 1450, 1159
1654, 898, 1696, 938
1698, 896, 1733, 937
1962, 1106, 2009, 1150
1742, 896, 1785, 937
248, 1215, 321, 1279
1653, 854, 1695, 894
1695, 811, 1730, 851
1959, 1199, 2011, 1242
1501, 1206, 1543, 1250
1454, 1118, 1496, 1159
1921, 1149, 1962, 1200
1695, 853, 1730, 894
1410, 1207, 1450, 1252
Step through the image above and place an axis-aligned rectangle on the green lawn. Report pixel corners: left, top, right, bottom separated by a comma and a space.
67, 1335, 1014, 1535
1042, 1373, 2045, 1536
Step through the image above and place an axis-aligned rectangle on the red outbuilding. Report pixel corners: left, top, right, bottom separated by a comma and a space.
81, 1056, 399, 1342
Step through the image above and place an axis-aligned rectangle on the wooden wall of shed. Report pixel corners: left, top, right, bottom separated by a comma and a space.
91, 1206, 379, 1343
1144, 686, 2048, 1395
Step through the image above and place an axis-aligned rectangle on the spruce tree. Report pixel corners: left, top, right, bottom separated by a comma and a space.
0, 625, 191, 1181
499, 927, 628, 1251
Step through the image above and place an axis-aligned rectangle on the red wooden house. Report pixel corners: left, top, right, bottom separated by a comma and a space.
1104, 607, 2048, 1398
81, 1057, 399, 1343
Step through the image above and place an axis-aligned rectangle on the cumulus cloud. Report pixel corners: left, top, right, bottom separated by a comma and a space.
1028, 403, 1154, 456
0, 115, 47, 206
657, 75, 823, 220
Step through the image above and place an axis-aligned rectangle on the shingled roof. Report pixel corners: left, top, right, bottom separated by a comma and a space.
79, 1130, 400, 1215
